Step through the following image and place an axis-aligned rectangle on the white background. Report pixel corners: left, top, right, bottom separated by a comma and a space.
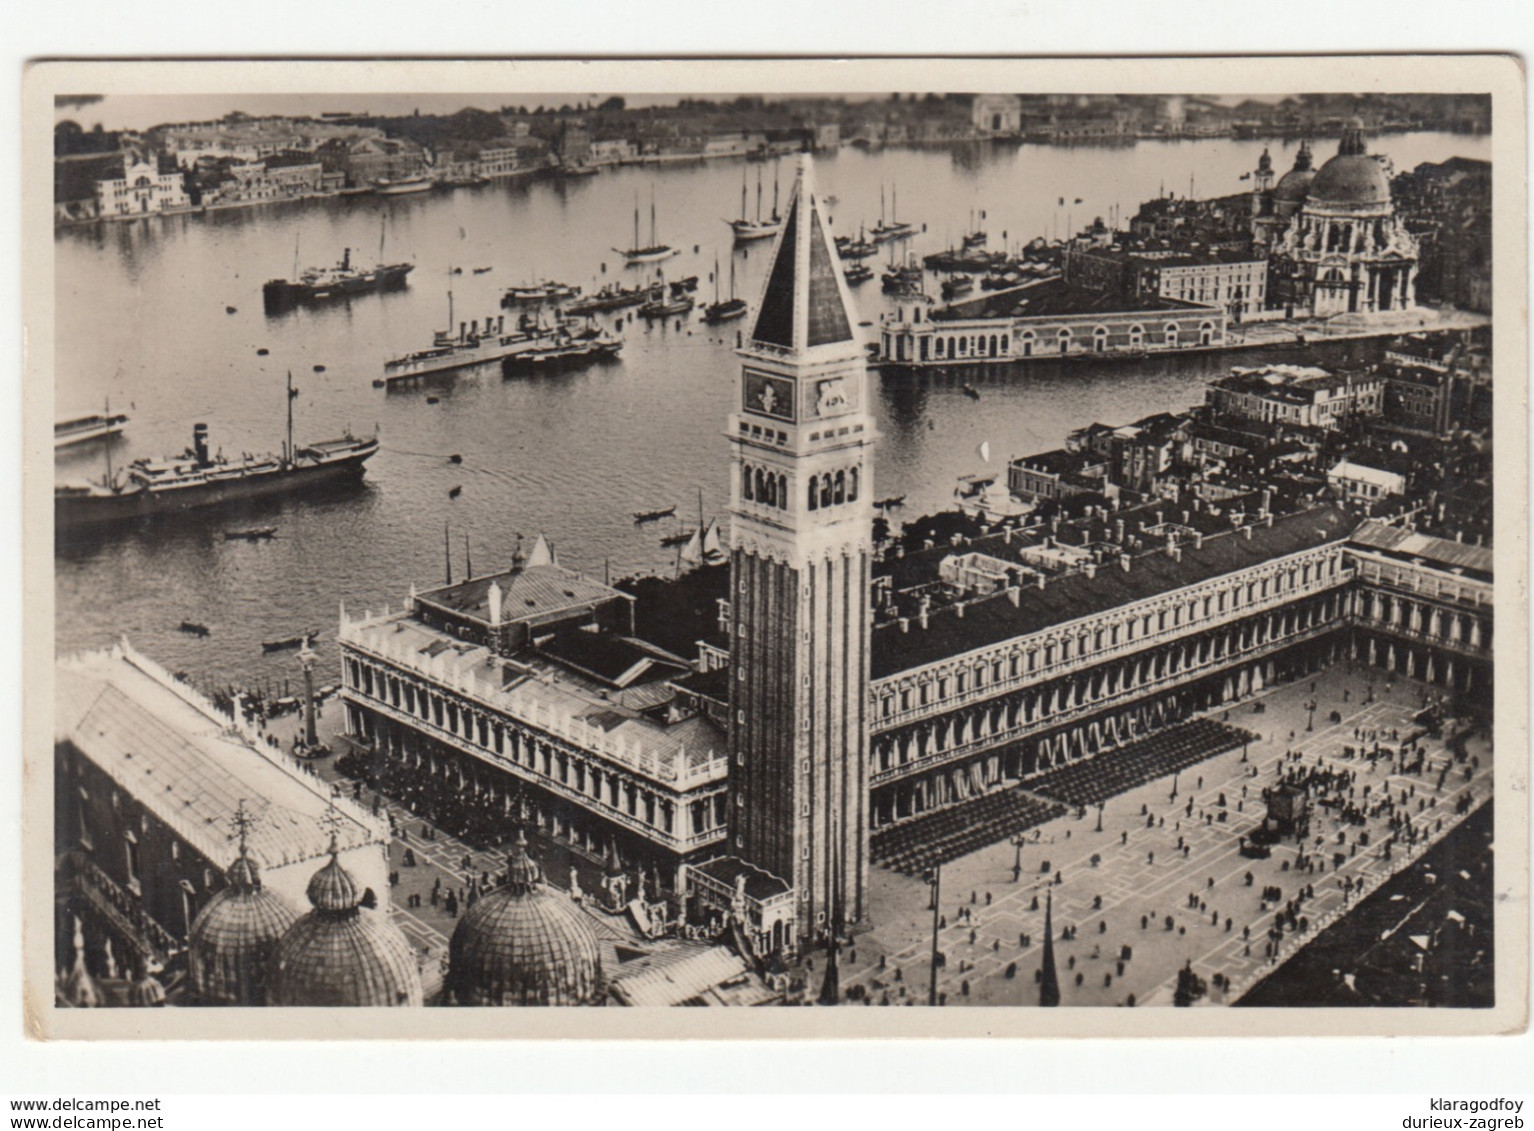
5, 0, 1531, 1106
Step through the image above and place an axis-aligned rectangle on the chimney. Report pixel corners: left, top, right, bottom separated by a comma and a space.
955, 602, 965, 618
1193, 531, 1204, 550
1115, 519, 1125, 543
1003, 527, 1012, 544
487, 580, 503, 625
1084, 561, 1097, 580
919, 607, 929, 630
1182, 510, 1190, 525
1165, 533, 1178, 558
1007, 586, 1021, 607
951, 533, 963, 547
899, 617, 910, 633
1119, 553, 1132, 572
1137, 520, 1145, 533
896, 544, 906, 558
1264, 512, 1274, 528
1172, 546, 1183, 563
923, 539, 935, 551
1155, 509, 1164, 525
1037, 572, 1046, 590
1243, 525, 1253, 541
1260, 488, 1272, 515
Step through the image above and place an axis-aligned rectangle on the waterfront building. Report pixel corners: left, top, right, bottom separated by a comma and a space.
443, 139, 553, 182
1205, 365, 1384, 431
54, 641, 388, 999
199, 157, 325, 207
878, 278, 1226, 366
93, 158, 189, 218
1006, 448, 1108, 503
1264, 123, 1420, 317
1064, 240, 1268, 321
972, 94, 1023, 137
317, 135, 429, 188
588, 137, 638, 166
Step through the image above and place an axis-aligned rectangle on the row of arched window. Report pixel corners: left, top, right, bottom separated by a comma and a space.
741, 463, 788, 509
875, 550, 1346, 719
807, 466, 860, 510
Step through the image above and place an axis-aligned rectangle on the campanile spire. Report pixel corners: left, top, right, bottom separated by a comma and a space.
726, 155, 874, 945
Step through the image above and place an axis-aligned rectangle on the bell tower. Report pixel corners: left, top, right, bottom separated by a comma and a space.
726, 155, 874, 944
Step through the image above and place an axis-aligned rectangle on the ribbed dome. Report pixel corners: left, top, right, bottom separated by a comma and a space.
189, 851, 300, 1006
1273, 167, 1315, 203
1309, 154, 1390, 208
1273, 142, 1315, 203
306, 854, 360, 912
269, 854, 424, 1007
448, 833, 606, 1007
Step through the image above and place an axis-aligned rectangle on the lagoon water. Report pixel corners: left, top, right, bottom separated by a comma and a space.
52, 131, 1487, 691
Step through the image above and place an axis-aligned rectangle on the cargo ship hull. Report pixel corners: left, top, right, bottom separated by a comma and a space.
56, 441, 378, 531
263, 264, 414, 308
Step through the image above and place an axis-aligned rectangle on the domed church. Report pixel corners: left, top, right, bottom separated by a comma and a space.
269, 845, 424, 1007
1250, 123, 1419, 318
188, 846, 299, 1006
446, 830, 606, 1006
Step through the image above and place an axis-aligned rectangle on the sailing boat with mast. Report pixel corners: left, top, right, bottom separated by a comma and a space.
703, 253, 747, 323
614, 188, 681, 264
869, 183, 915, 244
727, 162, 784, 242
262, 216, 414, 310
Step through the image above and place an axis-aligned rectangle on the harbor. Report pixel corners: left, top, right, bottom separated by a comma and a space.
54, 127, 1488, 697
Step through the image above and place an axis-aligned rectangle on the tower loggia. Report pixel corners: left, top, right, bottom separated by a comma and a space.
723, 155, 875, 947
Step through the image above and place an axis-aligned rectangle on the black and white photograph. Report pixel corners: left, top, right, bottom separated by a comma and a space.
24, 57, 1526, 1038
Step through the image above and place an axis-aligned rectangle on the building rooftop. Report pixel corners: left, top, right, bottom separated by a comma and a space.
417, 562, 630, 630
607, 942, 771, 1007
691, 856, 794, 902
56, 642, 381, 874
620, 563, 730, 663
871, 506, 1357, 680
1347, 520, 1493, 580
937, 276, 1215, 322
537, 631, 690, 690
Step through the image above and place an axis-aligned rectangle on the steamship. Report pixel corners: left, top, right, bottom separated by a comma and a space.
55, 376, 377, 530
